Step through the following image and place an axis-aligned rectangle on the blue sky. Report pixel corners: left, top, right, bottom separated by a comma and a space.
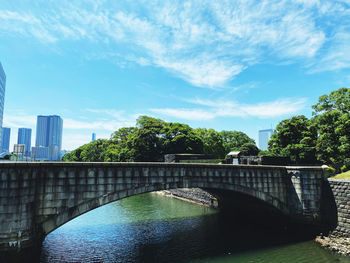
0, 0, 350, 150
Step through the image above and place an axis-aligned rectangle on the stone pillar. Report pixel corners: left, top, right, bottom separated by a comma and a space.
286, 166, 325, 224
0, 164, 44, 262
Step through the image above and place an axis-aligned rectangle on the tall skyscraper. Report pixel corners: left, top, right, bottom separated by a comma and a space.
92, 133, 96, 142
18, 128, 32, 156
0, 62, 6, 148
34, 115, 63, 160
258, 129, 275, 151
1, 127, 10, 153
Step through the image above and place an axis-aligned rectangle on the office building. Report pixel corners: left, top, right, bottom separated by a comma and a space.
34, 115, 63, 160
13, 144, 25, 157
92, 133, 96, 142
0, 62, 6, 148
18, 128, 32, 156
1, 127, 10, 153
258, 129, 275, 151
31, 146, 49, 161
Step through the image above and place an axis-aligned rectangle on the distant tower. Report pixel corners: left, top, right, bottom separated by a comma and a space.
18, 128, 32, 156
0, 62, 6, 148
1, 127, 10, 153
33, 115, 63, 160
92, 133, 96, 142
258, 129, 275, 151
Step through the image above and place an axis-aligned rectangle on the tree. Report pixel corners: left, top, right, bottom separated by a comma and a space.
136, 115, 166, 130
62, 139, 111, 162
127, 127, 164, 162
268, 115, 317, 164
162, 123, 203, 154
239, 143, 259, 156
312, 88, 350, 114
220, 130, 255, 153
111, 127, 136, 144
312, 88, 350, 170
62, 115, 258, 164
194, 128, 226, 158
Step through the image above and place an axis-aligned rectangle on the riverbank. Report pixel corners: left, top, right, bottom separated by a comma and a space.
316, 235, 350, 256
155, 188, 219, 209
156, 185, 350, 257
314, 179, 350, 256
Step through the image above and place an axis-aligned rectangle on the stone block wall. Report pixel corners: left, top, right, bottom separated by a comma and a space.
328, 179, 350, 236
0, 162, 325, 255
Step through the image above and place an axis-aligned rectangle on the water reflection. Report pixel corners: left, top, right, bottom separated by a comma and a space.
40, 193, 350, 263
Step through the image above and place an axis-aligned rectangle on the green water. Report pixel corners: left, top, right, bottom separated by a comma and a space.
41, 193, 350, 263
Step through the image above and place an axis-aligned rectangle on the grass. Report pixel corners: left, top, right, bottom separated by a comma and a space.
330, 170, 350, 180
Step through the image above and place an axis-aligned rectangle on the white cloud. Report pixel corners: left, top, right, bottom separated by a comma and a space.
150, 108, 216, 120
3, 114, 36, 128
155, 56, 245, 88
309, 28, 350, 73
0, 1, 349, 86
151, 98, 306, 120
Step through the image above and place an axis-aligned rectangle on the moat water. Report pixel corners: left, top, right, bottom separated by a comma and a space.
40, 193, 350, 263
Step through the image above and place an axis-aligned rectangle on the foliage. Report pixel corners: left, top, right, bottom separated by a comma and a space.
312, 88, 350, 169
312, 88, 350, 114
258, 150, 274, 156
62, 139, 109, 162
193, 128, 225, 158
268, 115, 317, 164
330, 170, 350, 180
239, 143, 259, 156
163, 123, 203, 154
62, 116, 254, 162
265, 88, 350, 168
220, 130, 255, 153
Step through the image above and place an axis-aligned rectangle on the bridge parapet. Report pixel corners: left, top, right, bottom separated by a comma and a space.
0, 162, 326, 256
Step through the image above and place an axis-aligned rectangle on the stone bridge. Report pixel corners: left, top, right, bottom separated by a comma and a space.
0, 162, 328, 256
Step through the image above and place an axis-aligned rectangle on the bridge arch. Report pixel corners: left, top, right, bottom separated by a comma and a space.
41, 182, 290, 236
0, 162, 325, 254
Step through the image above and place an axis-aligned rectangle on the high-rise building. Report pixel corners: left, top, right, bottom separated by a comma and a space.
92, 133, 96, 142
13, 144, 25, 156
18, 128, 32, 156
1, 127, 10, 153
34, 115, 63, 160
0, 62, 6, 148
258, 129, 275, 151
31, 146, 49, 161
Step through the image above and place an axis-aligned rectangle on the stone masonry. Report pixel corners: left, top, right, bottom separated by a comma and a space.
327, 179, 350, 236
0, 162, 326, 256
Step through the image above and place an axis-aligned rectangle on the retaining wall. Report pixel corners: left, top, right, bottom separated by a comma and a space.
328, 179, 350, 237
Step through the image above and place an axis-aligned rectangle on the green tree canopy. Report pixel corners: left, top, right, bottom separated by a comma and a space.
220, 130, 255, 153
268, 115, 317, 164
162, 123, 203, 154
62, 115, 256, 163
194, 128, 226, 158
311, 88, 350, 170
62, 139, 110, 162
312, 88, 350, 114
239, 143, 259, 156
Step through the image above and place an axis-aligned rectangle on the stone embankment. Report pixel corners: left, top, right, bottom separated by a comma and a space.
316, 235, 350, 256
316, 179, 350, 255
157, 188, 218, 209
159, 180, 350, 256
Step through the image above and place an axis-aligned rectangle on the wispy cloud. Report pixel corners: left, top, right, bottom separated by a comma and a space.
3, 114, 36, 128
0, 1, 349, 87
151, 98, 307, 121
308, 27, 350, 73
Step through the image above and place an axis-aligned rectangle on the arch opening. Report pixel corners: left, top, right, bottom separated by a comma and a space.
40, 182, 289, 236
